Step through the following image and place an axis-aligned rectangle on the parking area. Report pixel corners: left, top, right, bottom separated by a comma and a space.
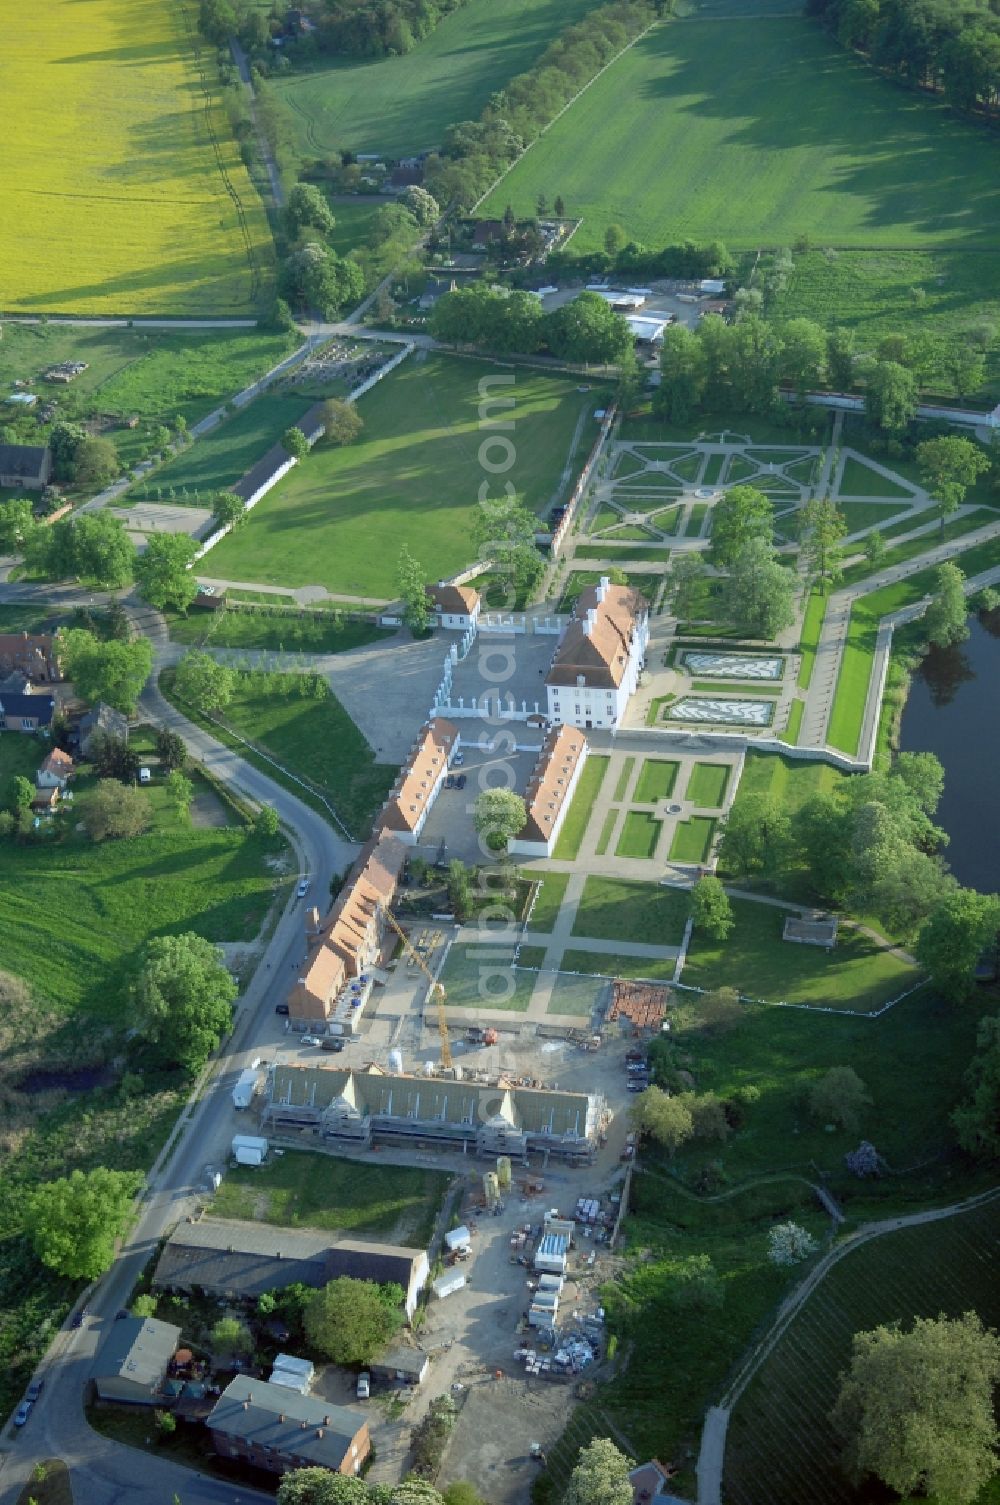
416, 736, 541, 866
450, 634, 558, 718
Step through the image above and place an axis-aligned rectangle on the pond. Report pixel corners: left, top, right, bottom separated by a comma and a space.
898, 611, 1000, 893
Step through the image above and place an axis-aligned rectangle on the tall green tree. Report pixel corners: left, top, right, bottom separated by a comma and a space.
134, 533, 199, 612
473, 789, 527, 852
82, 780, 151, 842
0, 498, 36, 552
718, 792, 791, 879
545, 293, 632, 364
278, 1471, 371, 1505
689, 876, 733, 940
285, 182, 336, 238
917, 889, 1000, 1002
319, 398, 364, 447
952, 1012, 1000, 1162
664, 552, 708, 619
924, 561, 969, 648
173, 650, 235, 713
283, 427, 309, 462
25, 1167, 142, 1279
212, 491, 246, 529
656, 324, 707, 422
59, 628, 152, 713
710, 485, 774, 569
916, 435, 990, 529
396, 545, 430, 634
864, 360, 916, 434
474, 497, 543, 598
132, 932, 237, 1074
723, 536, 796, 639
798, 497, 847, 586
780, 317, 827, 397
564, 1439, 634, 1505
808, 1066, 872, 1132
831, 1312, 1000, 1505
304, 1278, 405, 1364
630, 1086, 693, 1157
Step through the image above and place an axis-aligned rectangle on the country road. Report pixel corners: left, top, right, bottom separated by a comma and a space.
0, 582, 355, 1505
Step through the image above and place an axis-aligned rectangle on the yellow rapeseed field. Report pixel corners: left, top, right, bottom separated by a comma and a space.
1, 0, 274, 316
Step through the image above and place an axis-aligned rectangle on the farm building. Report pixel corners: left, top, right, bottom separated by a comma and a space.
206, 1376, 370, 1477
546, 577, 648, 731
90, 1316, 182, 1405
378, 718, 459, 844
510, 726, 589, 857
625, 315, 668, 345
0, 444, 51, 489
263, 1062, 603, 1164
152, 1216, 430, 1319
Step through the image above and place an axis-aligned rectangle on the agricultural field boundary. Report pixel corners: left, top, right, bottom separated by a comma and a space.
696, 1184, 1000, 1505
470, 18, 660, 213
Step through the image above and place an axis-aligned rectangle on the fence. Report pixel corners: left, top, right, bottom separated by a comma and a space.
550, 403, 618, 559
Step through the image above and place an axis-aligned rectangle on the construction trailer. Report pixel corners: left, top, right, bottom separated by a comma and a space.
534, 1234, 568, 1275
445, 1226, 472, 1255
432, 1270, 466, 1301
231, 1134, 268, 1167
232, 1069, 261, 1110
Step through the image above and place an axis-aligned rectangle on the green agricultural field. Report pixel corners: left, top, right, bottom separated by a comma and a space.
616, 810, 663, 860
683, 896, 917, 1009
725, 1199, 1000, 1505
668, 816, 716, 864
211, 1151, 449, 1248
151, 393, 312, 500
161, 668, 397, 838
273, 0, 601, 158
167, 606, 391, 655
481, 15, 1000, 255
685, 763, 730, 808
439, 945, 536, 1012
553, 756, 610, 860
207, 355, 598, 597
573, 877, 689, 947
634, 759, 680, 803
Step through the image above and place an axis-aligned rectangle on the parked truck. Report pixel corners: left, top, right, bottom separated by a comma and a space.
232, 1068, 261, 1110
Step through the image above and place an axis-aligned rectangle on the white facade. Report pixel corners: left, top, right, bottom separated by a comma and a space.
509, 741, 588, 858
546, 610, 648, 730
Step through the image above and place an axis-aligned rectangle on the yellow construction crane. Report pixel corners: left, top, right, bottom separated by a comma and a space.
381, 907, 452, 1070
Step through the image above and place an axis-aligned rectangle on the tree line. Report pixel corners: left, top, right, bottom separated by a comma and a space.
807, 0, 1000, 119
429, 283, 633, 362
425, 0, 670, 211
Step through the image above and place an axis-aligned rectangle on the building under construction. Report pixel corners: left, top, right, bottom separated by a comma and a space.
262, 1063, 603, 1164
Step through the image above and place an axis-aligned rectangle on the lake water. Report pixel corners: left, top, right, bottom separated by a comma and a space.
898, 612, 1000, 894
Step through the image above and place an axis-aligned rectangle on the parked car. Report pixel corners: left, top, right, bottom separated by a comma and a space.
445, 775, 455, 789
13, 1401, 32, 1427
455, 774, 466, 790
302, 1035, 322, 1047
71, 1310, 86, 1329
275, 1003, 289, 1016
357, 1372, 370, 1400
321, 1037, 346, 1052
115, 1309, 130, 1321
453, 752, 464, 766
25, 1380, 43, 1403
296, 878, 310, 899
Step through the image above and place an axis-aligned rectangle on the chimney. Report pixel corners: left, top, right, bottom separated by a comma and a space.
584, 609, 597, 638
324, 1415, 332, 1425
279, 1414, 286, 1424
317, 1428, 325, 1439
597, 575, 609, 601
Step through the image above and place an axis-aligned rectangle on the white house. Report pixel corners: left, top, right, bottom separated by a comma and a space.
510, 727, 588, 857
426, 582, 481, 632
36, 747, 74, 790
546, 578, 648, 731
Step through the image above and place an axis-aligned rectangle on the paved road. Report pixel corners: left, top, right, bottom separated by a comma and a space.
0, 583, 355, 1505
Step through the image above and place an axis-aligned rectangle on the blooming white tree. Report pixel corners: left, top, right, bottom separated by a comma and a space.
768, 1221, 818, 1267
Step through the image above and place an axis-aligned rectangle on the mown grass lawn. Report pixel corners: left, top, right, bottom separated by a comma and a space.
796, 587, 828, 691
208, 355, 598, 598
273, 0, 601, 157
837, 500, 914, 535
838, 457, 916, 500
634, 758, 679, 803
526, 869, 570, 932
439, 945, 535, 1012
668, 816, 716, 864
829, 534, 1000, 755
151, 393, 311, 500
553, 756, 609, 860
684, 762, 730, 808
573, 877, 689, 947
166, 606, 391, 656
560, 949, 676, 981
840, 508, 997, 587
616, 810, 663, 860
3, 0, 272, 315
725, 1199, 1000, 1505
162, 668, 397, 839
683, 896, 917, 1009
211, 1150, 449, 1246
482, 16, 1000, 254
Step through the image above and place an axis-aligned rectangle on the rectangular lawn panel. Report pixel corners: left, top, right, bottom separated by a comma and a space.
573, 877, 688, 947
560, 949, 676, 982
3, 0, 272, 314
633, 759, 680, 803
837, 500, 914, 534
549, 756, 609, 860
208, 355, 598, 598
616, 811, 663, 860
480, 16, 1000, 253
211, 1151, 449, 1247
546, 973, 606, 1018
595, 810, 620, 857
683, 897, 917, 1009
167, 607, 390, 655
685, 763, 730, 808
668, 817, 716, 864
784, 698, 804, 744
725, 1201, 1000, 1505
797, 588, 828, 690
526, 870, 570, 932
838, 457, 916, 499
439, 946, 535, 1012
840, 508, 997, 586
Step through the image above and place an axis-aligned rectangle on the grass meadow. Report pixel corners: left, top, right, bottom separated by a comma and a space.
482, 16, 1000, 254
207, 354, 598, 598
151, 393, 310, 499
572, 876, 689, 947
3, 0, 272, 315
724, 1198, 1000, 1505
273, 0, 601, 158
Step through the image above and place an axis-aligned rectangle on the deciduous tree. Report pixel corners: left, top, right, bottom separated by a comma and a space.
831, 1313, 1000, 1504
285, 183, 336, 238
710, 485, 774, 569
917, 435, 990, 529
25, 1167, 142, 1279
132, 932, 237, 1073
690, 876, 733, 940
304, 1278, 405, 1364
718, 793, 790, 880
809, 1066, 872, 1132
924, 561, 969, 648
59, 628, 152, 713
396, 545, 430, 634
564, 1438, 635, 1505
154, 728, 187, 770
82, 779, 151, 842
767, 1222, 817, 1266
212, 491, 246, 530
319, 398, 364, 447
917, 889, 1000, 1002
798, 497, 847, 586
630, 1086, 693, 1157
173, 650, 235, 713
283, 426, 309, 462
210, 1316, 253, 1360
864, 360, 916, 434
473, 788, 527, 852
722, 537, 796, 639
134, 533, 199, 612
